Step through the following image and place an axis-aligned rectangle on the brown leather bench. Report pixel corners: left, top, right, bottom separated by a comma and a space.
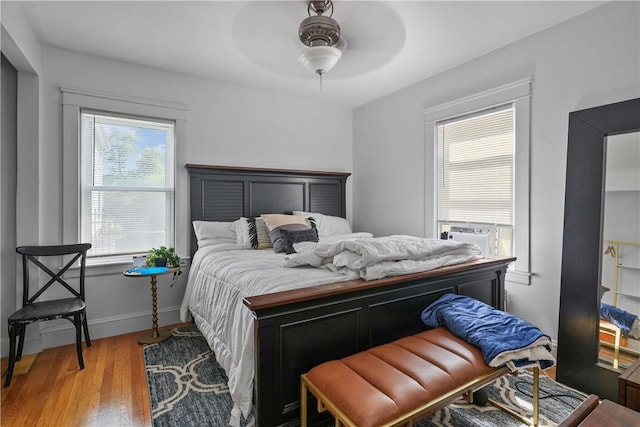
301, 327, 539, 427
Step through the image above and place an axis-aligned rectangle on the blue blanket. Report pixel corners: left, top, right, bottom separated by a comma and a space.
600, 303, 638, 335
421, 294, 555, 370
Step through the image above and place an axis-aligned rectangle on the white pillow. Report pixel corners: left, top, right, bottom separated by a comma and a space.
232, 218, 252, 248
293, 211, 324, 232
193, 221, 235, 247
293, 211, 352, 237
322, 215, 352, 236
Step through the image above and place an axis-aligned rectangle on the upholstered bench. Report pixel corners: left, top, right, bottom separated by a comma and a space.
301, 327, 539, 427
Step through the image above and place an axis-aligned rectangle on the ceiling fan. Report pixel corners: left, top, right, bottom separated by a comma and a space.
231, 1, 405, 86
297, 0, 346, 88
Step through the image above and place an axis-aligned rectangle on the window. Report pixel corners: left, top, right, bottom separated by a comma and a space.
424, 79, 531, 285
436, 105, 514, 259
62, 88, 188, 268
80, 111, 175, 259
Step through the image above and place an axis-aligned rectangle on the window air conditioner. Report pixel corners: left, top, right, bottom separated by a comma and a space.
447, 227, 491, 257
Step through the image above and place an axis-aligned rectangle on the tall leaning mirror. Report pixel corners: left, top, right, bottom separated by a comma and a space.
558, 98, 640, 401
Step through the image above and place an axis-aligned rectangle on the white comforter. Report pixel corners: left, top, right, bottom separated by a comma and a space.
179, 240, 363, 426
179, 234, 481, 426
284, 235, 482, 280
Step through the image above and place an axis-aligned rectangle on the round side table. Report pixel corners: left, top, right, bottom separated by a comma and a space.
123, 266, 180, 345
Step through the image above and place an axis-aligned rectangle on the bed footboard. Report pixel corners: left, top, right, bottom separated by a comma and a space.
244, 257, 513, 427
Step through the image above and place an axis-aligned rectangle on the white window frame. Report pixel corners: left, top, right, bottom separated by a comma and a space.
424, 79, 531, 285
62, 87, 188, 267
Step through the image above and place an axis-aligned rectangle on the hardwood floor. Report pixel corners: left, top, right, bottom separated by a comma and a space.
1, 324, 184, 427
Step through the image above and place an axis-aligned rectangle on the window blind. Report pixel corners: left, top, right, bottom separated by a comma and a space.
437, 105, 514, 225
80, 111, 175, 258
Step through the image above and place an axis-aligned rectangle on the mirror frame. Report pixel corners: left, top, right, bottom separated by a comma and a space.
558, 97, 640, 400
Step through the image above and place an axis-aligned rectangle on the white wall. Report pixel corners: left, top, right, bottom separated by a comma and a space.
352, 1, 640, 340
1, 1, 44, 357
2, 5, 352, 355
1, 52, 18, 367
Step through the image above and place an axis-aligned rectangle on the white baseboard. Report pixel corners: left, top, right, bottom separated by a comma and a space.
0, 306, 182, 357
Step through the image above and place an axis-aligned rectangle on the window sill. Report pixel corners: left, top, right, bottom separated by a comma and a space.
65, 258, 133, 278
66, 254, 190, 278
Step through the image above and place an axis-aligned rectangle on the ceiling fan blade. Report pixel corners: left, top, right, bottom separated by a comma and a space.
335, 1, 406, 54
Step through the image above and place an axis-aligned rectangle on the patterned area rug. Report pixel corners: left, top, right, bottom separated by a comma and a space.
143, 325, 255, 426
144, 325, 587, 427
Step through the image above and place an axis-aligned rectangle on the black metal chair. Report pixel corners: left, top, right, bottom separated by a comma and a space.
4, 243, 92, 387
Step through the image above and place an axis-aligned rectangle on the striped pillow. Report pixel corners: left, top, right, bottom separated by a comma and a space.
246, 217, 273, 249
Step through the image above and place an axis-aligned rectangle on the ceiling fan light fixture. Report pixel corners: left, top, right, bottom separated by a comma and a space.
298, 45, 342, 75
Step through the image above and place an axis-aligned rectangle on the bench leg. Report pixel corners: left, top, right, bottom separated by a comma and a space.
613, 327, 621, 370
301, 375, 308, 427
532, 367, 539, 426
465, 390, 473, 403
487, 367, 539, 427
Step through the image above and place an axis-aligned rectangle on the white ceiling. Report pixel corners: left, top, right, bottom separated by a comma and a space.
16, 0, 607, 108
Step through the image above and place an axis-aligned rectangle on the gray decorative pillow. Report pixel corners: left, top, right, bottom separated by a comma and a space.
278, 227, 319, 254
268, 223, 319, 253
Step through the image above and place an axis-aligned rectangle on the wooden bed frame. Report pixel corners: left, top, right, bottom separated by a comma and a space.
187, 164, 515, 426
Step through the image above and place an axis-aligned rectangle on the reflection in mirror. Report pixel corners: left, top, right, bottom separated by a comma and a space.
599, 131, 640, 372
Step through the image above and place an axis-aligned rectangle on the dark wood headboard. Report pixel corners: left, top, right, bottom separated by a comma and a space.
186, 164, 351, 257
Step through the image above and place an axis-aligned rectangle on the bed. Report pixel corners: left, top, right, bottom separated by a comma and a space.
184, 164, 515, 427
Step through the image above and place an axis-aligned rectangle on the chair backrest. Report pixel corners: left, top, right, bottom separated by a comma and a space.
16, 243, 92, 307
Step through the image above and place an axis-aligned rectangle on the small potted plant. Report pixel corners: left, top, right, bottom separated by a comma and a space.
146, 246, 180, 268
